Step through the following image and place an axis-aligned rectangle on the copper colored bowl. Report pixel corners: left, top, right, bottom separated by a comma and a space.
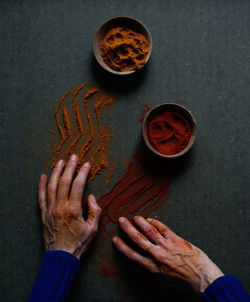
93, 16, 152, 75
142, 103, 197, 158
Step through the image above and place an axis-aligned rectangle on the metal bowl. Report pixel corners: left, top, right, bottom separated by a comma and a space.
93, 16, 152, 75
142, 103, 197, 158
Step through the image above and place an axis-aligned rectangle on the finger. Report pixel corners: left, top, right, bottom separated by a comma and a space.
118, 217, 156, 253
38, 174, 48, 222
134, 216, 165, 246
86, 194, 102, 227
57, 154, 78, 205
69, 162, 90, 210
147, 218, 176, 240
47, 159, 65, 207
113, 236, 160, 273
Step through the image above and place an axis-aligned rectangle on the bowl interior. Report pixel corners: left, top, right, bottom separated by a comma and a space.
142, 103, 197, 158
93, 16, 152, 75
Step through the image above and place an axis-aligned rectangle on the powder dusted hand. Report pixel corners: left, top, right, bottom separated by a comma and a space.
113, 216, 224, 294
38, 154, 102, 259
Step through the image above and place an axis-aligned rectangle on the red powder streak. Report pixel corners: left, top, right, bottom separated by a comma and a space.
147, 111, 192, 155
98, 157, 170, 225
95, 154, 171, 276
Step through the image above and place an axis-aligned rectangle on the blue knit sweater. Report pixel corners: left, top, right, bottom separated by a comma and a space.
29, 251, 249, 302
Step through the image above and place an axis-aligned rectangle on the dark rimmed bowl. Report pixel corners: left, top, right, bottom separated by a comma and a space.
142, 103, 197, 158
93, 16, 152, 75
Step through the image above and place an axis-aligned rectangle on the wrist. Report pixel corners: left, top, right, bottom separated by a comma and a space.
45, 242, 82, 260
194, 253, 224, 294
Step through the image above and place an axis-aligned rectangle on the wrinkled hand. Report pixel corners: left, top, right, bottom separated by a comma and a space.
113, 216, 224, 294
38, 154, 102, 259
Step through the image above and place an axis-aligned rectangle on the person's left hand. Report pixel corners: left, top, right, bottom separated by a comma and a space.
38, 154, 102, 259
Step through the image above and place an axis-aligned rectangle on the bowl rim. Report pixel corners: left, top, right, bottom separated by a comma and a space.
93, 16, 153, 75
142, 103, 198, 158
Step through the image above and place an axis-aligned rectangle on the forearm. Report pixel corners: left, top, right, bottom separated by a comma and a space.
29, 251, 80, 302
202, 275, 250, 302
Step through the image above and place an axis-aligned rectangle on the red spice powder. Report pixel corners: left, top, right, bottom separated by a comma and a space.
139, 103, 151, 123
147, 111, 192, 155
99, 154, 171, 226
95, 153, 171, 276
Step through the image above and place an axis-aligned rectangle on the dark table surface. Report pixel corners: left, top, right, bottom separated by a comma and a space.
0, 0, 249, 301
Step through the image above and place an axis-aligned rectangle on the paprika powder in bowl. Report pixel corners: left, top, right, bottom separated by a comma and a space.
93, 16, 152, 75
142, 103, 197, 158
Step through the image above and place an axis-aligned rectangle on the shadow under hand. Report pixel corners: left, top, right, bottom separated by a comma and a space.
113, 234, 200, 302
91, 55, 149, 94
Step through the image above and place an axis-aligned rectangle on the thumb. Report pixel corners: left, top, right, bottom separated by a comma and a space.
86, 194, 102, 227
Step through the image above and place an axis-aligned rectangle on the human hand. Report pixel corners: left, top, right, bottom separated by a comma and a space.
113, 216, 224, 294
38, 154, 102, 259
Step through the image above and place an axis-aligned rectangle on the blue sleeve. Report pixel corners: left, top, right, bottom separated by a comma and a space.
202, 275, 250, 302
29, 250, 80, 302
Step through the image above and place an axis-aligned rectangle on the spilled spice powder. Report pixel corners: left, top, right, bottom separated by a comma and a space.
147, 111, 192, 155
100, 27, 149, 72
95, 153, 171, 276
48, 83, 115, 185
139, 103, 151, 123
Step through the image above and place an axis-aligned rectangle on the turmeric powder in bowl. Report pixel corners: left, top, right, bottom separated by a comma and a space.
100, 27, 149, 72
94, 17, 152, 75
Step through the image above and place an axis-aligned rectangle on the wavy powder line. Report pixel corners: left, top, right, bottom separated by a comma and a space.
49, 83, 115, 185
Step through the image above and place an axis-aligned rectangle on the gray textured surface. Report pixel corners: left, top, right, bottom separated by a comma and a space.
0, 0, 250, 301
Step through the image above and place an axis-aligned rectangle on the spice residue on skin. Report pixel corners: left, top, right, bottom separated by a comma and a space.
95, 153, 171, 276
49, 83, 115, 185
147, 111, 192, 155
100, 27, 149, 72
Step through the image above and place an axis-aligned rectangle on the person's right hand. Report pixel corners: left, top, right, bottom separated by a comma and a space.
113, 216, 224, 294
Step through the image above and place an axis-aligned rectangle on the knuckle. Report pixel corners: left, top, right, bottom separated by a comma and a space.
148, 263, 157, 273
59, 177, 70, 187
38, 197, 45, 206
153, 249, 166, 262
47, 184, 56, 195
95, 206, 102, 215
67, 207, 79, 218
90, 206, 101, 218
54, 207, 64, 218
73, 179, 83, 187
90, 224, 98, 235
132, 234, 141, 242
145, 226, 157, 238
162, 231, 171, 240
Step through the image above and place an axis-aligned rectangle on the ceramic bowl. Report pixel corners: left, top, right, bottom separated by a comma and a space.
142, 103, 197, 158
93, 16, 152, 75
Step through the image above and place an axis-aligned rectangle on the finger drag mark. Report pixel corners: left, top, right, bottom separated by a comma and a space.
49, 83, 115, 185
95, 154, 171, 276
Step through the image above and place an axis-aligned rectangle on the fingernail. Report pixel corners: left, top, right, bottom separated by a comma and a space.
83, 162, 90, 168
119, 217, 125, 224
56, 159, 63, 167
134, 215, 142, 222
112, 237, 117, 243
147, 218, 153, 222
41, 174, 46, 181
71, 154, 77, 161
